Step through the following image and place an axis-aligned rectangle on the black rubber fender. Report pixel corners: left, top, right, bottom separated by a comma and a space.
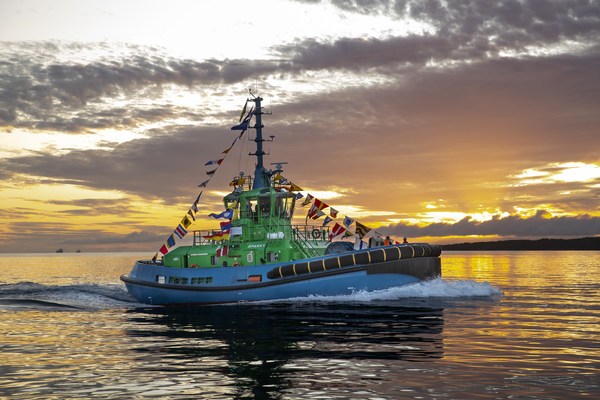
266, 243, 441, 279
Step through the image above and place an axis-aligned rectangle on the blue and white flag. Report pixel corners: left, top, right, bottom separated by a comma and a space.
174, 224, 187, 239
354, 238, 368, 250
209, 209, 234, 220
343, 216, 355, 228
231, 118, 250, 131
322, 216, 333, 227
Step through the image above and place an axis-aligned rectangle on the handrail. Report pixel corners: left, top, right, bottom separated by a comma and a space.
191, 223, 329, 247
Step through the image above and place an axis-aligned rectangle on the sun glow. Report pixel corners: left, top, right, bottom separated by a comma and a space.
512, 162, 600, 186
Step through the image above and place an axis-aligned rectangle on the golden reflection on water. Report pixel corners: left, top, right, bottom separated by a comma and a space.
0, 253, 145, 284
441, 251, 600, 375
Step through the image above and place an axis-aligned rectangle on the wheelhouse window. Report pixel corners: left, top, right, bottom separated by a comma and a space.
275, 192, 295, 220
245, 198, 258, 220
258, 195, 271, 218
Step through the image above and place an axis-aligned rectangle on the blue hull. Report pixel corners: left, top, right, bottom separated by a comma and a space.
121, 244, 442, 305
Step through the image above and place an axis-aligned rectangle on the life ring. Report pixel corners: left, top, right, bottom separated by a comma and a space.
190, 264, 198, 268
312, 229, 321, 239
233, 262, 242, 267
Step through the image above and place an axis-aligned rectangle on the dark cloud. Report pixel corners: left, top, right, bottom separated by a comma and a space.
44, 198, 141, 216
274, 35, 456, 71
323, 0, 600, 43
381, 210, 600, 239
4, 0, 600, 134
0, 41, 283, 131
60, 230, 165, 246
279, 0, 600, 73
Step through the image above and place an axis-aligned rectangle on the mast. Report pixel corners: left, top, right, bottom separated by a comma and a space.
249, 94, 269, 189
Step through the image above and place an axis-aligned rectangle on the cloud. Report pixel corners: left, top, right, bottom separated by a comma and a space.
60, 230, 165, 246
0, 124, 232, 200
382, 210, 600, 238
322, 0, 600, 44
44, 198, 140, 216
274, 35, 456, 72
0, 41, 283, 132
277, 0, 600, 76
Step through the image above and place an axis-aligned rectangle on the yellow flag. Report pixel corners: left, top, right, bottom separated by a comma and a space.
239, 100, 248, 122
290, 182, 303, 191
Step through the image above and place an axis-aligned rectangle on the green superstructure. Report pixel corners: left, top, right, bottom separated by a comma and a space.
162, 94, 329, 269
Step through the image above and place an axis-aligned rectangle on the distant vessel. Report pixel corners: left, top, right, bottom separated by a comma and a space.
121, 93, 441, 305
56, 249, 64, 253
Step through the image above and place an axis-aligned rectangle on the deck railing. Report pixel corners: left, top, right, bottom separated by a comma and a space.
191, 223, 330, 246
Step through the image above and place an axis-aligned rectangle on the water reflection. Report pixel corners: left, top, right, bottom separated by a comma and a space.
125, 302, 444, 399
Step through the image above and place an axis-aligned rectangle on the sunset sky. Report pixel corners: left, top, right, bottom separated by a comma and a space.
1, 0, 599, 253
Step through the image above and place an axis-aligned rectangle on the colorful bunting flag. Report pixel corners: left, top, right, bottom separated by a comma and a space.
329, 223, 346, 242
198, 179, 210, 188
314, 199, 329, 211
311, 209, 326, 220
355, 221, 372, 239
222, 138, 238, 154
289, 182, 303, 191
213, 230, 230, 241
322, 216, 333, 226
231, 114, 251, 130
206, 168, 217, 176
181, 216, 192, 228
167, 234, 176, 248
239, 100, 248, 122
209, 209, 234, 220
330, 208, 338, 218
302, 194, 314, 206
231, 121, 249, 130
343, 216, 355, 228
220, 221, 232, 231
174, 224, 187, 239
187, 209, 196, 221
159, 244, 169, 255
308, 198, 329, 219
307, 203, 319, 218
205, 159, 224, 166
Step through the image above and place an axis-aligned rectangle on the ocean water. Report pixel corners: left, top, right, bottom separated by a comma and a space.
0, 251, 598, 399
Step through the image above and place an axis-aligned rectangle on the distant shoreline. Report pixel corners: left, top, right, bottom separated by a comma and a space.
441, 237, 600, 251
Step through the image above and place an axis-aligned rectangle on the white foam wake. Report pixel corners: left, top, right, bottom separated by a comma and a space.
259, 278, 503, 304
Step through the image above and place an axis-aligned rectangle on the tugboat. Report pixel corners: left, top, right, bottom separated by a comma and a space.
121, 93, 441, 305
